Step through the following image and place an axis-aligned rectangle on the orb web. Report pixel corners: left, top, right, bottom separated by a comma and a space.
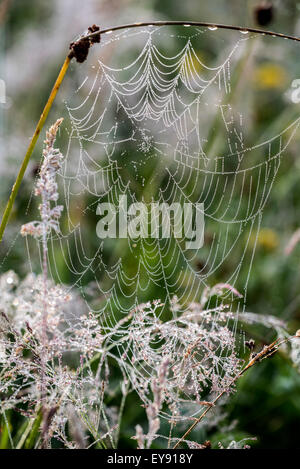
6, 25, 299, 421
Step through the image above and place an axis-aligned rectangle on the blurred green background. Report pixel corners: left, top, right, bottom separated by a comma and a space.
1, 0, 300, 449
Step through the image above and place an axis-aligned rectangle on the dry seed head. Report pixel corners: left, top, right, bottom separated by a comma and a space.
45, 118, 64, 149
21, 118, 65, 239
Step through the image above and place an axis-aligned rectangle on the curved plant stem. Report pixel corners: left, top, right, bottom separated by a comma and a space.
86, 21, 300, 43
0, 55, 71, 243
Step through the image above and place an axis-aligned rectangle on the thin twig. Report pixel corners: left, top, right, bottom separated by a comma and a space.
86, 21, 300, 43
173, 335, 298, 448
115, 381, 130, 447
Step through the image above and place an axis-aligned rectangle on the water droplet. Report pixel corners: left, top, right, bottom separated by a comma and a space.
106, 30, 113, 35
208, 26, 218, 31
240, 29, 249, 34
6, 277, 13, 284
183, 24, 191, 27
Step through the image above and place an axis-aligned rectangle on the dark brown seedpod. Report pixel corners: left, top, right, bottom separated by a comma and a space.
254, 3, 274, 26
245, 339, 255, 351
203, 440, 212, 449
69, 36, 90, 63
25, 321, 33, 334
31, 163, 40, 178
88, 24, 101, 44
69, 25, 101, 63
1, 311, 9, 322
195, 259, 207, 272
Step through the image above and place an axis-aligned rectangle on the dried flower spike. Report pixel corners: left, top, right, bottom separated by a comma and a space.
21, 118, 64, 239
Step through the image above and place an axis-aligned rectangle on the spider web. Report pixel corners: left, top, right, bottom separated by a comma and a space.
6, 26, 300, 419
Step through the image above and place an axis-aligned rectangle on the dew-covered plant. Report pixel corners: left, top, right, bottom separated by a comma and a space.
0, 266, 299, 448
0, 120, 299, 449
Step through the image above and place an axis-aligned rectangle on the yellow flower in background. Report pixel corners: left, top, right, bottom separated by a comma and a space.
254, 63, 288, 90
250, 228, 279, 252
188, 51, 204, 76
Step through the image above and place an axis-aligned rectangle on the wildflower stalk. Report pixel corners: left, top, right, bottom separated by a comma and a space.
41, 223, 48, 417
173, 335, 299, 449
115, 381, 130, 447
21, 118, 64, 447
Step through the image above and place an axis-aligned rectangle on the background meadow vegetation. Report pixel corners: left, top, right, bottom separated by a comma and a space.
0, 0, 300, 449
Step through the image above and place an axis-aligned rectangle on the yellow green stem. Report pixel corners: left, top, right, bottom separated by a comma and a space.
0, 54, 71, 243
